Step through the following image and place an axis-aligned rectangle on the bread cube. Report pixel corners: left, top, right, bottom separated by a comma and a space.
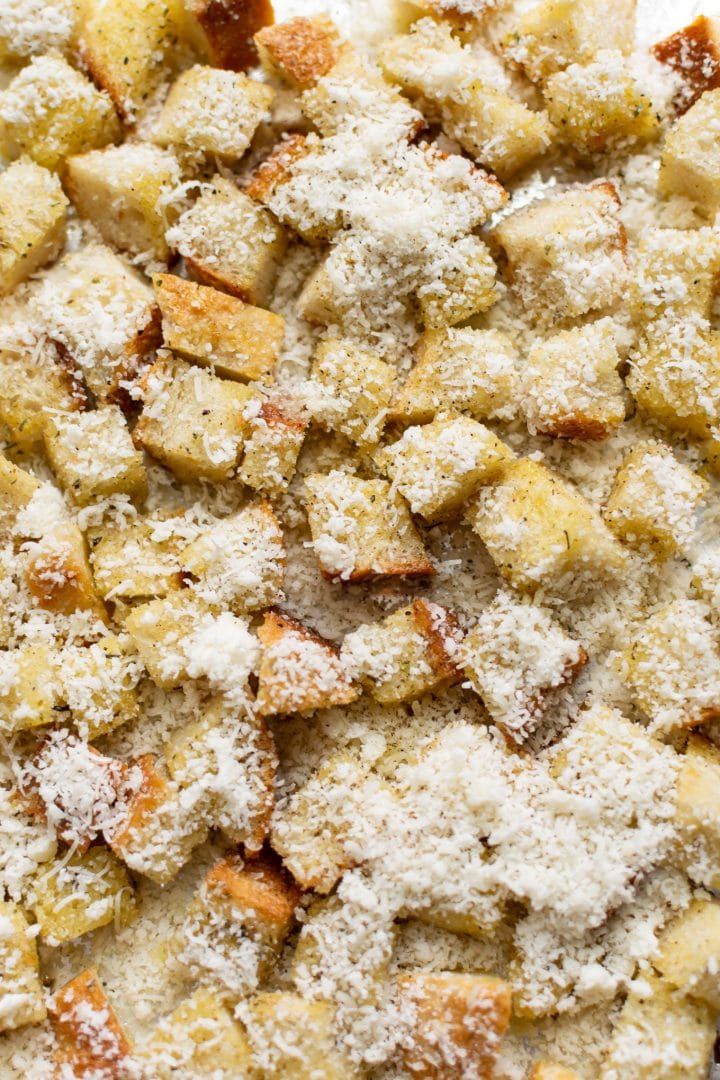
0, 0, 75, 62
520, 319, 625, 439
659, 89, 720, 216
341, 599, 462, 705
255, 16, 344, 88
618, 599, 720, 732
462, 590, 587, 743
49, 969, 132, 1078
246, 994, 351, 1080
165, 698, 275, 850
183, 0, 273, 71
31, 847, 135, 944
0, 455, 40, 543
89, 515, 183, 602
305, 471, 434, 583
467, 458, 627, 594
271, 752, 370, 893
142, 988, 253, 1078
0, 645, 62, 734
396, 973, 511, 1080
238, 398, 308, 497
37, 244, 160, 404
630, 227, 720, 325
77, 0, 182, 121
675, 736, 720, 891
599, 976, 715, 1080
653, 897, 720, 1010
0, 160, 68, 295
153, 273, 284, 382
245, 133, 314, 221
0, 344, 83, 452
308, 338, 396, 449
652, 17, 720, 114
43, 407, 147, 506
295, 255, 346, 327
628, 323, 720, 439
23, 523, 108, 623
152, 65, 273, 159
181, 852, 300, 997
61, 636, 141, 738
132, 355, 257, 483
65, 143, 181, 262
179, 501, 285, 612
0, 54, 119, 171
604, 442, 707, 558
124, 592, 209, 689
417, 235, 499, 329
507, 0, 637, 84
0, 902, 45, 1032
391, 328, 518, 426
107, 753, 207, 883
170, 176, 287, 306
544, 54, 659, 155
301, 52, 422, 139
376, 416, 512, 524
491, 181, 627, 320
530, 1065, 581, 1080
255, 609, 359, 717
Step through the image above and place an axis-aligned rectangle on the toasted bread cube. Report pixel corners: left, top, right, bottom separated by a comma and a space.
255, 16, 343, 88
520, 319, 625, 439
0, 344, 83, 451
37, 244, 160, 404
89, 516, 183, 602
65, 143, 181, 262
171, 176, 287, 306
0, 455, 40, 543
246, 993, 351, 1080
271, 752, 370, 893
124, 592, 209, 689
180, 501, 285, 612
507, 0, 637, 84
376, 416, 512, 524
165, 697, 275, 851
391, 328, 518, 426
467, 458, 628, 594
107, 753, 207, 883
0, 0, 75, 62
618, 599, 720, 732
544, 54, 659, 155
23, 523, 108, 623
305, 471, 434, 583
142, 988, 254, 1078
654, 897, 720, 1009
77, 0, 182, 121
61, 636, 141, 738
133, 355, 257, 483
308, 338, 396, 449
628, 323, 720, 439
530, 1065, 581, 1080
630, 227, 720, 325
491, 181, 627, 320
255, 609, 359, 718
675, 736, 720, 891
238, 398, 308, 496
396, 972, 511, 1080
245, 134, 314, 221
301, 52, 422, 139
341, 599, 461, 706
462, 590, 587, 742
0, 902, 45, 1032
31, 847, 135, 944
43, 407, 147, 506
152, 65, 273, 159
0, 54, 118, 171
659, 89, 720, 216
604, 442, 707, 558
49, 969, 132, 1078
295, 257, 344, 327
181, 853, 300, 996
153, 273, 284, 382
600, 976, 715, 1080
183, 0, 273, 71
0, 645, 62, 734
652, 16, 720, 114
417, 235, 499, 329
0, 160, 67, 295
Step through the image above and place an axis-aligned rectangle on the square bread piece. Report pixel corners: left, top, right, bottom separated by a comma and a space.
43, 406, 148, 506
308, 337, 396, 449
659, 88, 720, 216
0, 159, 68, 295
0, 340, 84, 451
652, 16, 720, 114
185, 0, 273, 72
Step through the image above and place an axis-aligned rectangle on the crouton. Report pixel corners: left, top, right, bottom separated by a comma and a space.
61, 636, 141, 738
630, 227, 720, 325
124, 592, 209, 689
652, 16, 720, 114
530, 1065, 581, 1080
654, 896, 720, 1010
23, 523, 108, 623
238, 398, 308, 496
674, 735, 720, 892
308, 338, 396, 449
0, 902, 46, 1032
255, 16, 344, 88
89, 515, 183, 602
141, 989, 254, 1078
183, 0, 273, 72
31, 847, 135, 944
0, 160, 68, 295
0, 454, 40, 543
301, 52, 422, 139
43, 407, 147, 506
417, 235, 500, 329
659, 89, 720, 216
0, 644, 63, 734
49, 969, 132, 1077
245, 993, 352, 1080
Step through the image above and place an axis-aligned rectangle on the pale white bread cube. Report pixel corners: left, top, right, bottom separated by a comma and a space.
0, 901, 46, 1032
304, 471, 435, 583
300, 52, 423, 139
43, 406, 148, 506
416, 234, 501, 329
184, 0, 273, 72
0, 644, 63, 734
307, 337, 396, 449
0, 159, 68, 295
652, 16, 720, 114
630, 227, 720, 325
653, 896, 720, 1010
674, 735, 720, 892
140, 988, 254, 1078
89, 514, 184, 603
0, 0, 75, 62
255, 16, 345, 89
31, 846, 136, 944
659, 88, 720, 216
245, 993, 354, 1080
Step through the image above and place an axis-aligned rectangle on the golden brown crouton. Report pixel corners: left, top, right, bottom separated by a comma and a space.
245, 993, 352, 1079
49, 969, 133, 1077
43, 407, 148, 507
0, 159, 68, 295
184, 0, 274, 72
255, 16, 344, 89
32, 847, 136, 944
0, 901, 46, 1032
141, 988, 254, 1077
530, 1064, 581, 1080
238, 398, 308, 496
652, 16, 720, 114
23, 523, 108, 623
246, 133, 311, 205
659, 89, 720, 216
